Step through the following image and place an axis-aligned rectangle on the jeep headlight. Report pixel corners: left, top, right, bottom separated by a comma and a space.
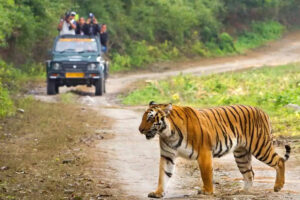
99, 62, 104, 71
88, 63, 97, 70
52, 63, 61, 70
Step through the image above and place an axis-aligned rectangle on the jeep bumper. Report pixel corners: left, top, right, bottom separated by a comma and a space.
48, 72, 103, 87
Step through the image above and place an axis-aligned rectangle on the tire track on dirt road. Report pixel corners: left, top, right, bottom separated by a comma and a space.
33, 32, 300, 199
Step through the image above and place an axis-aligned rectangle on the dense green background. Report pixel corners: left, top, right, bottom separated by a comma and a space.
0, 0, 299, 70
1, 0, 300, 117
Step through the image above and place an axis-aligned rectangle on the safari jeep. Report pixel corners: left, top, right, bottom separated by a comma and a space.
46, 35, 108, 96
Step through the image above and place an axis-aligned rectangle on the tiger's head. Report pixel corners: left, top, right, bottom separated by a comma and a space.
139, 101, 172, 140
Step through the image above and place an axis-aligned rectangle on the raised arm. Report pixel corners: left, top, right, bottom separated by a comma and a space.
57, 19, 64, 31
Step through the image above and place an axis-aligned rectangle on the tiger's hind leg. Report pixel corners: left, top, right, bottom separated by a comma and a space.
252, 143, 286, 192
273, 157, 285, 192
234, 147, 254, 191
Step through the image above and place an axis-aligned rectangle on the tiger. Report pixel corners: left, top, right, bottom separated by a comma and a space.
138, 101, 291, 198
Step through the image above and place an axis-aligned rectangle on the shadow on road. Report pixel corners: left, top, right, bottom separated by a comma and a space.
70, 88, 95, 96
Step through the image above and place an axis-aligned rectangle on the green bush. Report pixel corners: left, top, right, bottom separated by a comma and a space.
110, 54, 132, 72
0, 60, 21, 117
236, 21, 285, 52
0, 82, 14, 118
111, 40, 181, 72
21, 62, 46, 76
128, 41, 154, 67
0, 60, 23, 90
0, 59, 44, 118
219, 33, 236, 53
190, 41, 209, 57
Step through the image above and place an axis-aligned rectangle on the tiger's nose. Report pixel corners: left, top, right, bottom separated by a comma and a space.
139, 126, 144, 133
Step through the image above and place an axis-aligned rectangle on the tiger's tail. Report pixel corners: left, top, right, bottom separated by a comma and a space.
283, 145, 291, 161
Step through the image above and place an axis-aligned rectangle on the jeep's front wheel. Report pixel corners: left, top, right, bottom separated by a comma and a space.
104, 61, 109, 80
47, 79, 56, 95
103, 79, 106, 93
95, 78, 104, 96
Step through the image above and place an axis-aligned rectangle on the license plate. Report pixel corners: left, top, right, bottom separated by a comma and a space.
65, 72, 85, 78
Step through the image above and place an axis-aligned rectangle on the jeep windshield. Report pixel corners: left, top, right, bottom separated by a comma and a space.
54, 38, 98, 53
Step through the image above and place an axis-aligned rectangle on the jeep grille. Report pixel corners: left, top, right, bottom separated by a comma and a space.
63, 63, 87, 72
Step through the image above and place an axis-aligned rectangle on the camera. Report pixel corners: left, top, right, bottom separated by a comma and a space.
65, 12, 71, 21
63, 12, 73, 30
89, 13, 94, 24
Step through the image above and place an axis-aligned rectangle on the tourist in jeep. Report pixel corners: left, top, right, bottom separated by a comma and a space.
70, 11, 77, 21
83, 13, 100, 36
76, 17, 86, 35
100, 23, 108, 53
57, 12, 76, 35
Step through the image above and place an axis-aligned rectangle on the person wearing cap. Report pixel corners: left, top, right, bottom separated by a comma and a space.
83, 13, 100, 36
70, 11, 77, 20
70, 11, 77, 27
57, 11, 76, 35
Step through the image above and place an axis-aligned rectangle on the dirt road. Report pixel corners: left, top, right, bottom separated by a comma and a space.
34, 32, 300, 199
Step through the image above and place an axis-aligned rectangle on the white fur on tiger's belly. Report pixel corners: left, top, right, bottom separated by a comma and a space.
213, 140, 237, 157
177, 140, 198, 160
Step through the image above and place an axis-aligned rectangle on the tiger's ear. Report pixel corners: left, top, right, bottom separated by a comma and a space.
164, 103, 172, 115
149, 101, 156, 106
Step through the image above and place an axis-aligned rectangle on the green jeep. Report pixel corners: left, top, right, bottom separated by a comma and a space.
46, 35, 108, 96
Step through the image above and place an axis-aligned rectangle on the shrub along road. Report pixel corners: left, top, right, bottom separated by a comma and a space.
32, 31, 300, 199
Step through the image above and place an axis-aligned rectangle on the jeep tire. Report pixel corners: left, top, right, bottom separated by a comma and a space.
47, 79, 56, 95
104, 61, 109, 80
95, 78, 104, 96
103, 79, 106, 93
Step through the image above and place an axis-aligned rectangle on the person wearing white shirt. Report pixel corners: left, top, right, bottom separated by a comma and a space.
57, 12, 77, 35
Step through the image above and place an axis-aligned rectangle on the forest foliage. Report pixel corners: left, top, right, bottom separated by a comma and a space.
75, 0, 298, 71
0, 0, 299, 70
0, 0, 300, 117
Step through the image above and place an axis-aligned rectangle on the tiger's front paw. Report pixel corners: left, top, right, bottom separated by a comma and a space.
274, 184, 283, 192
148, 191, 164, 198
197, 187, 213, 195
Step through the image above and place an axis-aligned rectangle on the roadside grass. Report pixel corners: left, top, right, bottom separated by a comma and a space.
122, 64, 300, 137
0, 97, 111, 199
0, 60, 45, 118
0, 83, 14, 117
60, 92, 76, 104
